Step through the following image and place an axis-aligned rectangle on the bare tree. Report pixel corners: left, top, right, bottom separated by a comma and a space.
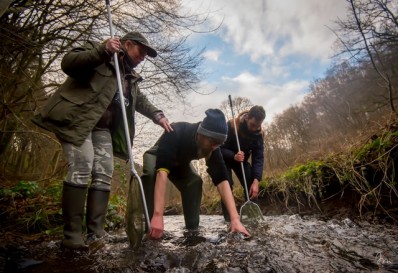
264, 52, 398, 174
262, 0, 398, 174
219, 96, 253, 120
333, 0, 398, 114
0, 0, 216, 179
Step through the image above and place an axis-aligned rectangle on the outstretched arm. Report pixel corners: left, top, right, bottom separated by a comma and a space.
250, 178, 260, 199
158, 117, 173, 133
147, 170, 168, 239
216, 180, 250, 236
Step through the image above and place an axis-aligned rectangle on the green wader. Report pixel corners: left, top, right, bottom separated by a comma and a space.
141, 146, 203, 230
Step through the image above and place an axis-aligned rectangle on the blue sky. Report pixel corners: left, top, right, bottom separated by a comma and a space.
166, 0, 349, 124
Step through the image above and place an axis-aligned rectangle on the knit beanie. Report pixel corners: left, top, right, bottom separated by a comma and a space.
197, 109, 228, 143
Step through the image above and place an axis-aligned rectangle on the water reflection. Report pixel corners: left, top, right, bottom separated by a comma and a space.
5, 215, 398, 273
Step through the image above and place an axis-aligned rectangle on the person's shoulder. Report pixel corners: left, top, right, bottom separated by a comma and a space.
171, 121, 199, 130
165, 122, 199, 140
208, 147, 224, 163
84, 40, 101, 48
159, 121, 197, 145
65, 41, 100, 55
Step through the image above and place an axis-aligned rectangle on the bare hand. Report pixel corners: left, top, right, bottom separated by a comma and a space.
147, 215, 164, 240
234, 151, 244, 162
158, 117, 173, 133
249, 179, 259, 199
229, 219, 250, 237
105, 37, 121, 54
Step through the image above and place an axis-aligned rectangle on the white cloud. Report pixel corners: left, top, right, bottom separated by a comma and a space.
182, 0, 347, 62
222, 72, 308, 120
168, 71, 308, 124
228, 72, 258, 84
177, 0, 348, 122
133, 0, 351, 162
203, 49, 221, 61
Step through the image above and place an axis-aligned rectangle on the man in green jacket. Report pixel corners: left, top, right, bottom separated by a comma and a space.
32, 32, 172, 250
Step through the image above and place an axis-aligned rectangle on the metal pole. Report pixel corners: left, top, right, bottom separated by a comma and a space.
228, 95, 250, 202
105, 0, 151, 231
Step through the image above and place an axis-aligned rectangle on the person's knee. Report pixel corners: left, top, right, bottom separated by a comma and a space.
142, 149, 157, 176
191, 175, 203, 191
90, 178, 111, 191
141, 168, 156, 194
91, 160, 113, 191
67, 165, 92, 185
141, 168, 156, 183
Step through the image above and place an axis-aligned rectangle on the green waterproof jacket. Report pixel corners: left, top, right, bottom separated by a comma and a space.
32, 41, 161, 158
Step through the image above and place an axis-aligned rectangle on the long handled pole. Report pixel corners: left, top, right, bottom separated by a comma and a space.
228, 95, 250, 202
105, 0, 151, 231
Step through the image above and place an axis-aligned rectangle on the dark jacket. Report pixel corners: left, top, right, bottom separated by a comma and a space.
155, 122, 229, 186
32, 41, 161, 158
220, 112, 264, 181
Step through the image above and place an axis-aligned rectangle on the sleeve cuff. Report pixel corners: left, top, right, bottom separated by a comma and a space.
100, 44, 113, 62
152, 111, 166, 124
156, 168, 170, 174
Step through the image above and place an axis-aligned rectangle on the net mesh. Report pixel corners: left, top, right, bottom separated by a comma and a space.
125, 176, 146, 249
240, 201, 264, 224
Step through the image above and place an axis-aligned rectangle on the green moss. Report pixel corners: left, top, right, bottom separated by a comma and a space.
355, 130, 398, 160
262, 129, 398, 219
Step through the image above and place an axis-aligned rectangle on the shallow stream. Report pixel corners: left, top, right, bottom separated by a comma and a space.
3, 214, 398, 272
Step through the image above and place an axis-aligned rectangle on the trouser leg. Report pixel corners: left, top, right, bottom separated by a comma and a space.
60, 134, 94, 250
171, 164, 203, 229
90, 129, 114, 191
61, 133, 94, 186
86, 130, 113, 238
234, 161, 255, 202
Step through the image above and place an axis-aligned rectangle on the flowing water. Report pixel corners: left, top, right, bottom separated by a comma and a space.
2, 215, 398, 273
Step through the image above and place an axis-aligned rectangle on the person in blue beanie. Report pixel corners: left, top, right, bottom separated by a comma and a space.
141, 109, 250, 239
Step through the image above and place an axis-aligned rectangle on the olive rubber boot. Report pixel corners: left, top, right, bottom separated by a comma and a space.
61, 182, 88, 250
86, 188, 110, 242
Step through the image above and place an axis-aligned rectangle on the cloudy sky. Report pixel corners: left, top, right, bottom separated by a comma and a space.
166, 0, 349, 124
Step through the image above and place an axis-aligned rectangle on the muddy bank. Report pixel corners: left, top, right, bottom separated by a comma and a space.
257, 189, 398, 225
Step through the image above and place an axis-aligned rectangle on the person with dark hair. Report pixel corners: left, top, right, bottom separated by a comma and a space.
32, 32, 173, 250
220, 105, 265, 221
141, 109, 250, 239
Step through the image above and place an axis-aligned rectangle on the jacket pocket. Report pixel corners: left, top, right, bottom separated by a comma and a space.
41, 91, 82, 126
59, 78, 99, 105
90, 65, 114, 93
